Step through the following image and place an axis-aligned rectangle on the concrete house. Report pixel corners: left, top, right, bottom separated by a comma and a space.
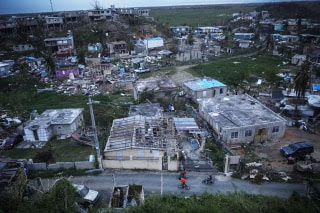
291, 54, 306, 66
107, 41, 128, 55
129, 103, 163, 118
198, 94, 286, 144
44, 30, 75, 57
133, 78, 178, 101
144, 37, 164, 49
279, 35, 299, 43
170, 26, 192, 37
12, 44, 34, 52
239, 40, 252, 48
88, 9, 112, 22
234, 33, 255, 41
45, 16, 64, 28
183, 78, 227, 102
24, 108, 83, 142
103, 115, 178, 170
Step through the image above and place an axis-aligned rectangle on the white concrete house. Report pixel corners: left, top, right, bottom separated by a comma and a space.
24, 108, 83, 142
199, 94, 286, 144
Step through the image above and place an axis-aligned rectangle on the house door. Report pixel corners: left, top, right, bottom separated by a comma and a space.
33, 130, 39, 141
253, 128, 268, 143
162, 152, 168, 170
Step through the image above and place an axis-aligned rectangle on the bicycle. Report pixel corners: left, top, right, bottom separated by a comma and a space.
178, 184, 190, 190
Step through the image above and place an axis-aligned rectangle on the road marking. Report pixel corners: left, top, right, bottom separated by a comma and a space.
160, 172, 163, 195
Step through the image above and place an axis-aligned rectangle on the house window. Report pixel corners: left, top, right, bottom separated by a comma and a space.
116, 151, 123, 160
231, 132, 238, 139
203, 91, 207, 97
138, 150, 144, 159
220, 88, 224, 94
153, 150, 159, 158
245, 130, 252, 137
272, 126, 279, 133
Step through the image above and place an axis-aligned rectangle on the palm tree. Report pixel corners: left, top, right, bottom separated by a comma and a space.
294, 61, 310, 99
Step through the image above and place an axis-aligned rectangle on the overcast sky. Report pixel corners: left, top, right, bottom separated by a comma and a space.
0, 0, 315, 14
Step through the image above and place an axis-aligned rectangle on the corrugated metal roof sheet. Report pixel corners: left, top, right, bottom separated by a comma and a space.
174, 117, 199, 131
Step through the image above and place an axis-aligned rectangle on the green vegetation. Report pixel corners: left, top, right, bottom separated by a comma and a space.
0, 178, 80, 213
192, 54, 287, 87
129, 192, 317, 213
0, 139, 92, 162
257, 2, 320, 21
151, 5, 255, 26
204, 138, 225, 171
0, 75, 131, 159
27, 168, 101, 179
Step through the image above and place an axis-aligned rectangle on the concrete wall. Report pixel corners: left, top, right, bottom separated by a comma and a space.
183, 84, 227, 103
102, 158, 162, 170
27, 161, 93, 170
199, 105, 286, 144
105, 148, 164, 158
219, 120, 286, 144
52, 114, 82, 136
104, 148, 166, 170
168, 158, 179, 171
176, 50, 202, 62
24, 127, 52, 142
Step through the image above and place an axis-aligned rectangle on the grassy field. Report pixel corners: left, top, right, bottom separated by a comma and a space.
0, 75, 131, 159
129, 192, 317, 213
151, 5, 256, 26
192, 53, 295, 87
0, 139, 93, 162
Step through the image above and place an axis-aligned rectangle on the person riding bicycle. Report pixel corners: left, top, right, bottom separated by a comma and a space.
208, 175, 212, 181
179, 177, 187, 188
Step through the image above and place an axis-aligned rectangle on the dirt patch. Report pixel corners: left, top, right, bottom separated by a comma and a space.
235, 127, 320, 174
170, 65, 196, 86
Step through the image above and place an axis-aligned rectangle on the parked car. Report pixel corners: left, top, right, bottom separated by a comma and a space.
280, 141, 314, 158
3, 133, 23, 149
73, 184, 99, 204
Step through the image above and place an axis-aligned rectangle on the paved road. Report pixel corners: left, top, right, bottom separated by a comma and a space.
34, 171, 307, 201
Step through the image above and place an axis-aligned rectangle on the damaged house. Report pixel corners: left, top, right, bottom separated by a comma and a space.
199, 94, 286, 144
103, 115, 178, 170
183, 78, 227, 102
129, 103, 163, 118
133, 78, 178, 101
24, 108, 83, 142
44, 30, 75, 57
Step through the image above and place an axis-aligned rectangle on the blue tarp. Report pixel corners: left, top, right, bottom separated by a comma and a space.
313, 84, 320, 92
184, 78, 226, 91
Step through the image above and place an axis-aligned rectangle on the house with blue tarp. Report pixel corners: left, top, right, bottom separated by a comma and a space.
183, 78, 227, 102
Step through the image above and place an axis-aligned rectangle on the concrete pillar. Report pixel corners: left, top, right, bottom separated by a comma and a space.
224, 154, 229, 174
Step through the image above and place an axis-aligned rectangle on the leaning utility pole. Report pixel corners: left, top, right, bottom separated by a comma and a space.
88, 98, 101, 160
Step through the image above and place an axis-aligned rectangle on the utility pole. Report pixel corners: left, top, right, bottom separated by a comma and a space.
49, 0, 54, 13
88, 98, 101, 160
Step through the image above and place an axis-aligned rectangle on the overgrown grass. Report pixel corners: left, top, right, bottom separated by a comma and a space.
27, 168, 101, 179
204, 138, 225, 171
0, 139, 93, 162
192, 53, 288, 87
0, 74, 131, 157
129, 192, 317, 213
151, 5, 255, 26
